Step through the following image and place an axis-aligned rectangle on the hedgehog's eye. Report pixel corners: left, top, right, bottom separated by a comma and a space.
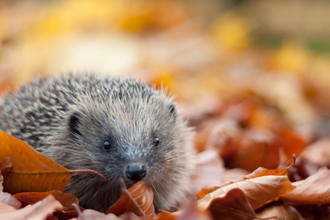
153, 137, 160, 146
104, 140, 111, 150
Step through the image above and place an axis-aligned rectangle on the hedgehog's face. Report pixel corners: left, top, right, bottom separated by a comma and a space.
60, 96, 193, 212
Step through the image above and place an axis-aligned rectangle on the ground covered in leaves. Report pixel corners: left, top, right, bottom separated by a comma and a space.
2, 0, 330, 219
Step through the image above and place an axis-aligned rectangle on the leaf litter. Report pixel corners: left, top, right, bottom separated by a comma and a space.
2, 0, 330, 219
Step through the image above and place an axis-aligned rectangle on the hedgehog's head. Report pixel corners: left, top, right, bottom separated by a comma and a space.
46, 79, 194, 213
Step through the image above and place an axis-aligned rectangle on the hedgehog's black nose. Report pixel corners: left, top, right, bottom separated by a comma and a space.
125, 163, 146, 181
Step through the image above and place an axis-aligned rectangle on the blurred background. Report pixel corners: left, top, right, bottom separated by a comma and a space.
2, 0, 330, 172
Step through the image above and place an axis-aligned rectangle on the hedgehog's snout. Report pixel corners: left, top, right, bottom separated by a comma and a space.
125, 162, 146, 181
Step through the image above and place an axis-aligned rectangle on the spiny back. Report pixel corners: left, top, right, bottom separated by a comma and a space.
0, 74, 163, 150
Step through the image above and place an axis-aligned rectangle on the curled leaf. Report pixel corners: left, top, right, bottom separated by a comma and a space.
106, 179, 156, 218
198, 175, 295, 210
281, 167, 330, 205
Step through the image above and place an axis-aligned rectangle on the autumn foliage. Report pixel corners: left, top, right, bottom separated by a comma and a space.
2, 0, 330, 219
0, 110, 328, 219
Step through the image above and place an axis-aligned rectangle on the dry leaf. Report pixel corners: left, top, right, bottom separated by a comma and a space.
0, 194, 62, 220
281, 167, 330, 204
205, 188, 256, 220
0, 131, 72, 194
0, 157, 21, 209
197, 165, 291, 199
256, 205, 304, 220
198, 175, 295, 210
0, 131, 105, 194
13, 190, 83, 219
0, 175, 21, 209
106, 179, 155, 218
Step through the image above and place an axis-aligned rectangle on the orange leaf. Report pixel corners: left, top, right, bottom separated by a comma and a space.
157, 210, 176, 220
106, 179, 156, 218
0, 131, 72, 193
275, 126, 306, 159
198, 175, 295, 210
281, 167, 330, 204
0, 131, 106, 194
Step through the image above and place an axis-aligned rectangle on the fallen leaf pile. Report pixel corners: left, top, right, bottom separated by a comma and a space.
2, 0, 330, 219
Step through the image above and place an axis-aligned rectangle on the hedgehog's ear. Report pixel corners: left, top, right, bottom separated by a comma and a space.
168, 104, 176, 121
69, 111, 81, 136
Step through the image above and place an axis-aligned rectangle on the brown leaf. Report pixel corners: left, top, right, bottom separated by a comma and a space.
13, 190, 83, 219
197, 165, 291, 199
0, 131, 105, 194
0, 158, 21, 209
0, 175, 21, 209
205, 188, 257, 220
198, 175, 295, 210
106, 179, 156, 218
281, 167, 330, 205
0, 194, 63, 220
244, 165, 291, 179
256, 205, 304, 220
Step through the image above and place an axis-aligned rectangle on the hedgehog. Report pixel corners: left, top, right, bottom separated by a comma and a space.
0, 73, 194, 213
